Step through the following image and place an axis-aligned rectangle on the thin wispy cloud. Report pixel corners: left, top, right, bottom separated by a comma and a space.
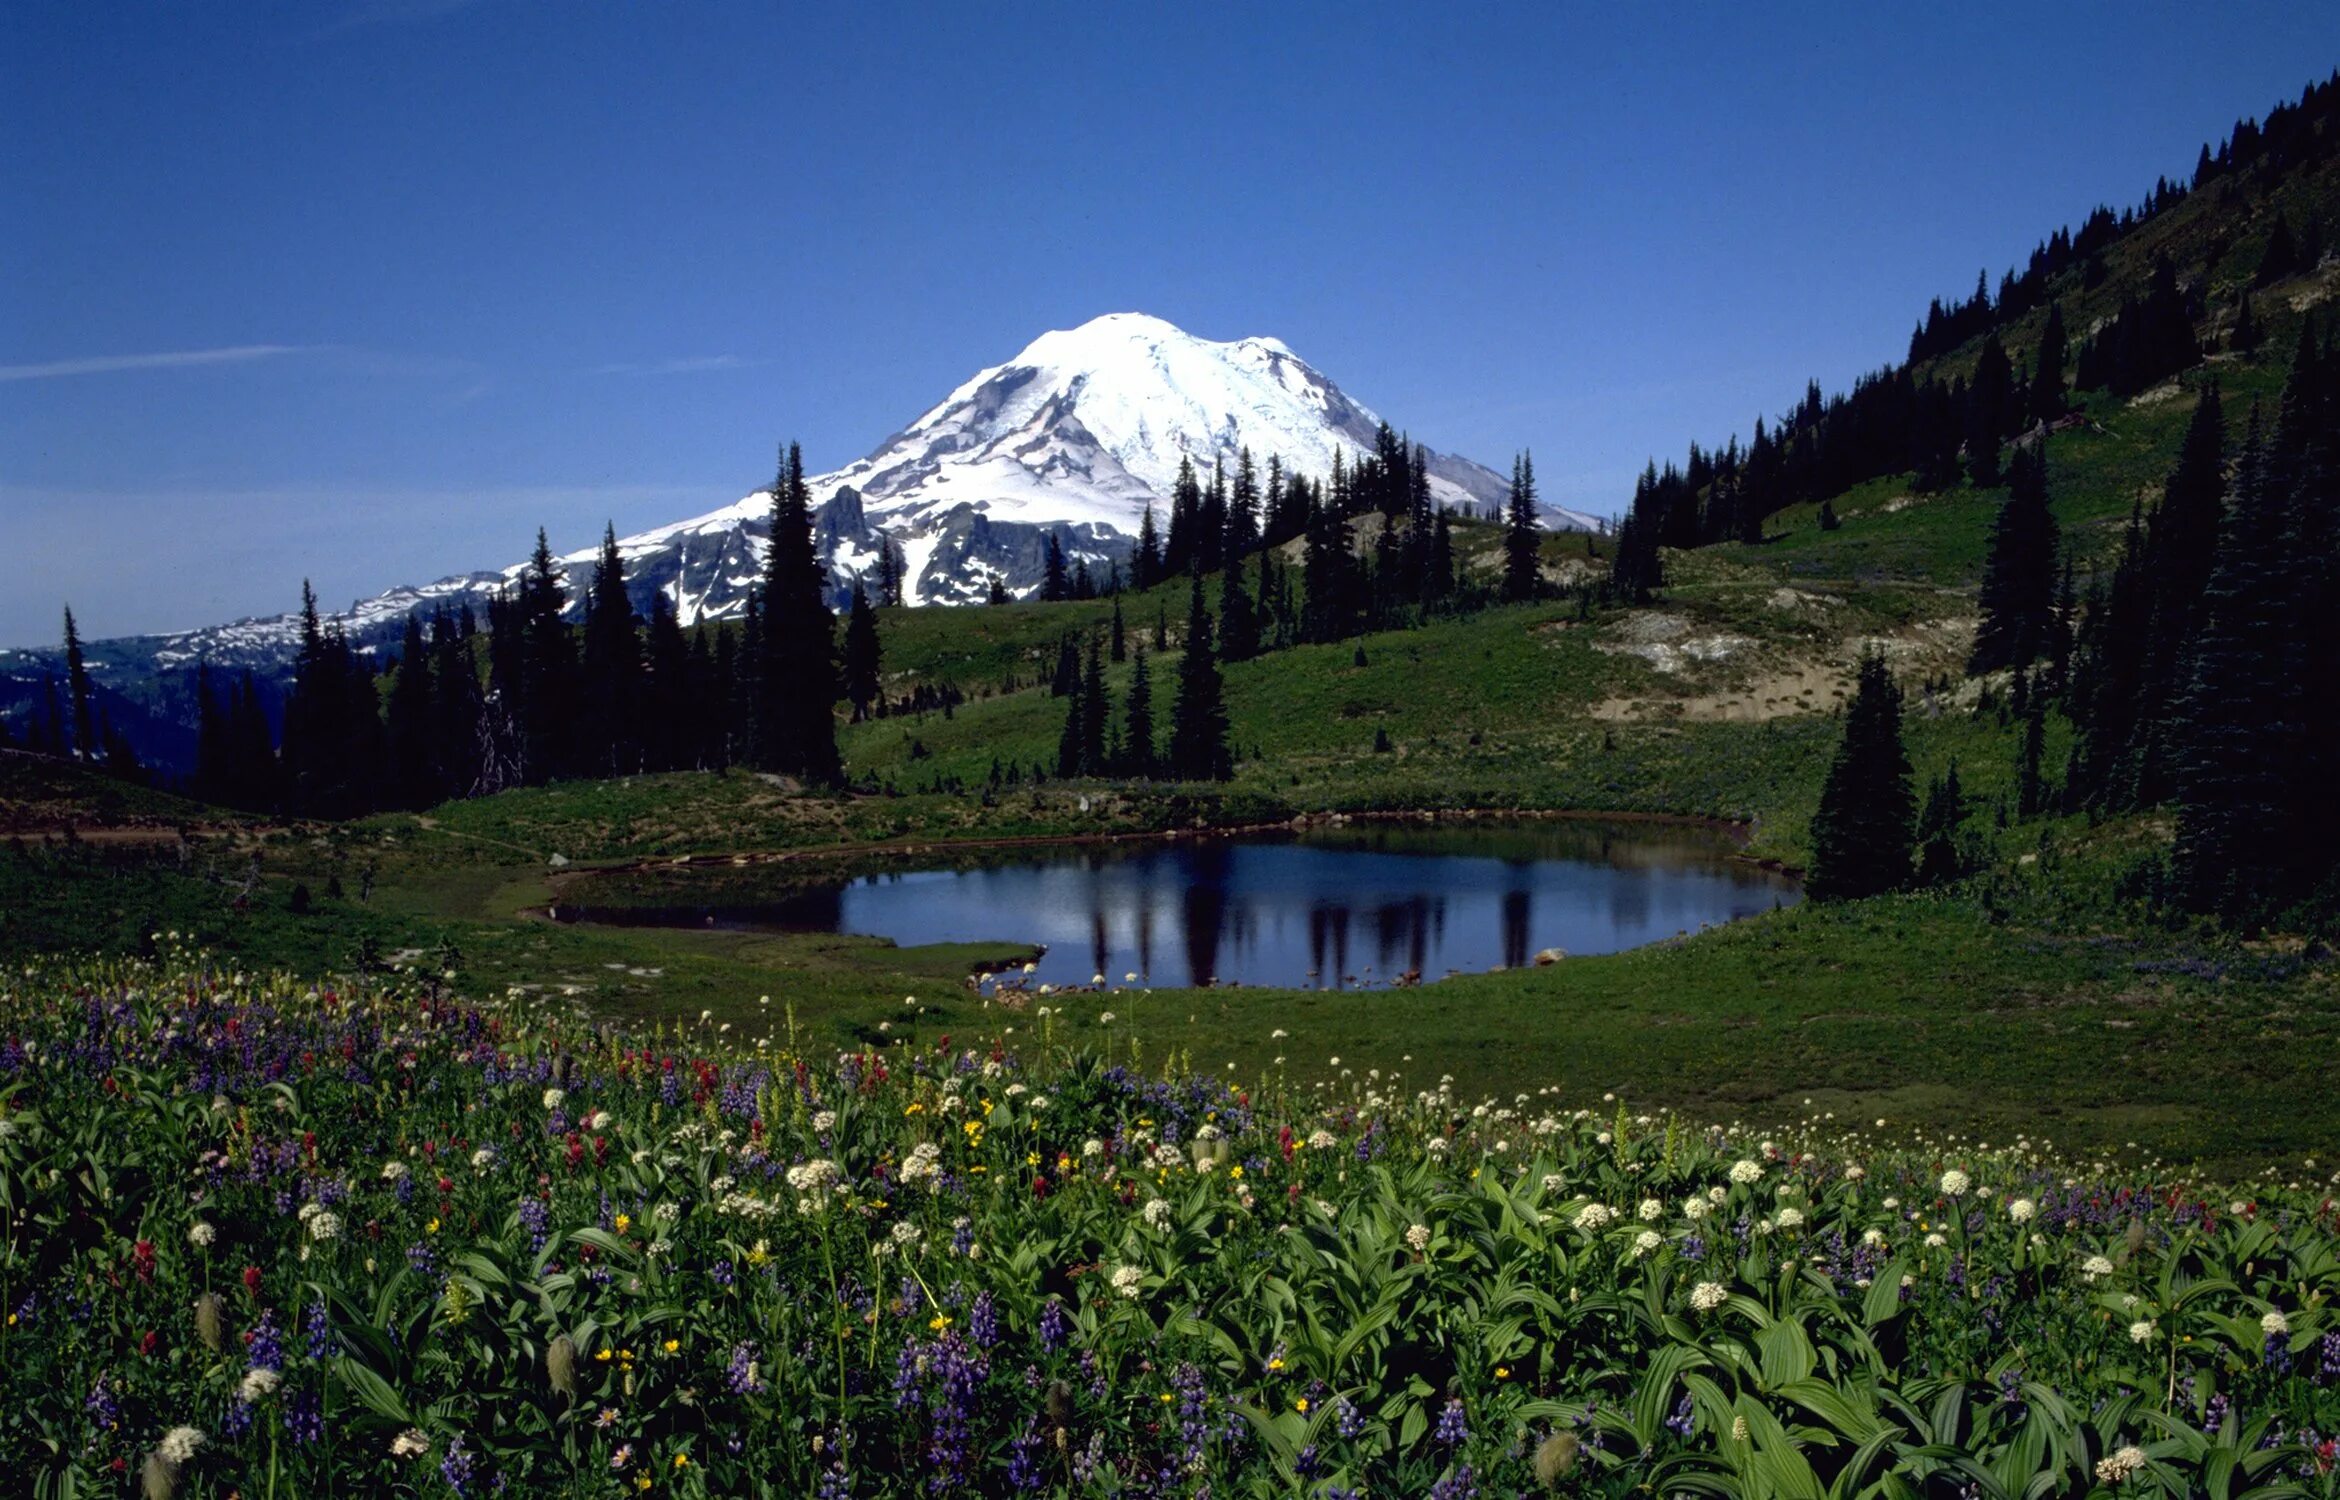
0, 345, 308, 383
592, 355, 760, 377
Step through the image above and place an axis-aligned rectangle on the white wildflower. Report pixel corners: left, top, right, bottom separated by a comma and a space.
542, 1087, 566, 1110
158, 1426, 205, 1464
1938, 1169, 1970, 1196
1404, 1223, 1432, 1252
1689, 1281, 1729, 1313
390, 1428, 430, 1458
238, 1368, 281, 1401
1728, 1159, 1763, 1185
1110, 1264, 1144, 1299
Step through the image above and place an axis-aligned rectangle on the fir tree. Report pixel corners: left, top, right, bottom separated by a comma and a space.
842, 579, 883, 723
2031, 303, 2068, 423
643, 592, 694, 768
1109, 597, 1127, 663
1119, 647, 1154, 777
1501, 452, 1541, 602
516, 530, 577, 783
1968, 447, 2061, 674
1133, 504, 1163, 591
1166, 574, 1231, 780
1218, 558, 1258, 663
1806, 653, 1916, 902
578, 523, 642, 776
1914, 759, 1975, 886
2170, 421, 2300, 919
384, 614, 438, 807
1041, 534, 1070, 602
755, 443, 843, 783
62, 606, 95, 761
1079, 636, 1109, 774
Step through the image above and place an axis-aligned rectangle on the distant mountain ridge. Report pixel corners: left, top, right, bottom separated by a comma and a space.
1, 313, 1586, 765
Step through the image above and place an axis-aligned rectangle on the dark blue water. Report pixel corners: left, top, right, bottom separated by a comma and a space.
557, 819, 1799, 990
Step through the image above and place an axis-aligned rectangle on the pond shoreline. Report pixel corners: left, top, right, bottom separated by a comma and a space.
542, 804, 1800, 904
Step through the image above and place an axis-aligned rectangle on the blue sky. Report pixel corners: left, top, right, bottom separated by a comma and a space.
4, 1, 2336, 647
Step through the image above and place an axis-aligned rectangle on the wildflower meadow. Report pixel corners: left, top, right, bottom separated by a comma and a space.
4, 948, 2337, 1497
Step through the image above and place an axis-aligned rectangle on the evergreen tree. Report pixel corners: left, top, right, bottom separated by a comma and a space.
1041, 534, 1070, 602
1968, 447, 2061, 674
1425, 507, 1457, 610
756, 443, 843, 782
1163, 458, 1202, 577
516, 530, 577, 783
1501, 452, 1542, 602
1965, 333, 2013, 485
842, 579, 883, 723
427, 610, 484, 795
1109, 597, 1127, 663
1166, 575, 1232, 780
643, 592, 694, 769
2015, 672, 2050, 817
1914, 759, 1975, 886
1806, 653, 1916, 902
1054, 671, 1085, 778
1227, 447, 1260, 559
384, 614, 438, 807
578, 523, 642, 776
1133, 504, 1163, 591
2031, 303, 2068, 423
987, 575, 1009, 606
1218, 559, 1258, 663
62, 605, 95, 761
1119, 647, 1155, 777
1078, 636, 1109, 774
2170, 422, 2300, 919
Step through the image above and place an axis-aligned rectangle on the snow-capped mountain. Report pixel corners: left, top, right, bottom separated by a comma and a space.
1, 313, 1598, 764
574, 311, 1596, 610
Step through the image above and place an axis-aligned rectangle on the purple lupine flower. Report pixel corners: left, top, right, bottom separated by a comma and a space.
304, 1298, 336, 1360
1428, 1463, 1479, 1500
1433, 1398, 1469, 1445
441, 1433, 476, 1495
1039, 1296, 1069, 1351
85, 1375, 121, 1431
284, 1386, 324, 1444
1334, 1396, 1366, 1440
248, 1308, 285, 1371
518, 1197, 552, 1253
407, 1242, 438, 1278
1665, 1395, 1695, 1439
1006, 1417, 1045, 1491
1172, 1361, 1210, 1471
711, 1258, 736, 1289
726, 1341, 765, 1396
